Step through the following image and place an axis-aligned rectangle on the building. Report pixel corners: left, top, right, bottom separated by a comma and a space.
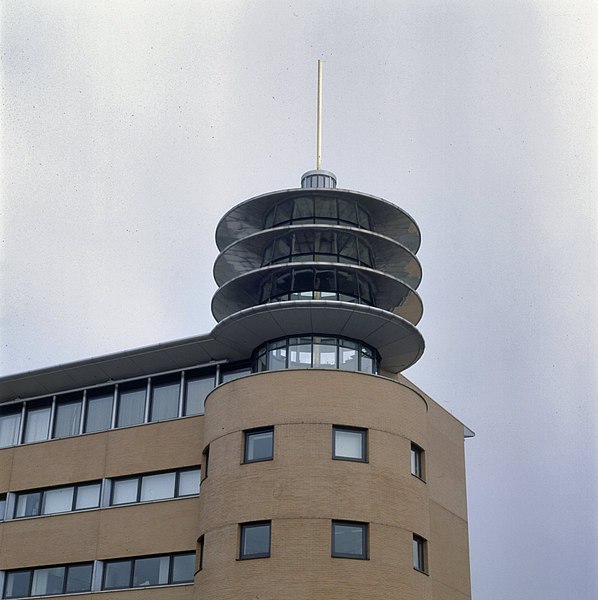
0, 168, 473, 599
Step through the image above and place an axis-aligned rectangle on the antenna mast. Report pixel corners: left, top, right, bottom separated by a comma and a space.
316, 60, 323, 170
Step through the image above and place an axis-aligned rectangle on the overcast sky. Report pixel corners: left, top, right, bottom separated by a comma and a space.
1, 1, 597, 598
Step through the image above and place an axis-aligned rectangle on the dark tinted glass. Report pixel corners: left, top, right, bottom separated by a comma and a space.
65, 564, 93, 593
4, 571, 32, 599
172, 553, 195, 583
15, 491, 41, 518
133, 556, 169, 587
241, 522, 271, 558
332, 521, 367, 558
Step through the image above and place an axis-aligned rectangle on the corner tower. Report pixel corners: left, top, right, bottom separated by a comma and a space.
212, 168, 425, 373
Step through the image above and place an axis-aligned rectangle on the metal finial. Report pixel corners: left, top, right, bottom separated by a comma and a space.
316, 60, 323, 170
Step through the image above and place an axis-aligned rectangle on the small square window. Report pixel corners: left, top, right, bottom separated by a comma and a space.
411, 443, 425, 480
239, 521, 271, 559
332, 426, 367, 462
331, 521, 368, 559
244, 427, 274, 463
413, 534, 427, 573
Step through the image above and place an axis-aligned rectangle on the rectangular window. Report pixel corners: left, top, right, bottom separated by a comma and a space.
150, 378, 180, 422
0, 494, 6, 521
84, 391, 113, 433
41, 487, 74, 515
112, 478, 140, 505
332, 426, 367, 462
14, 482, 101, 519
411, 443, 425, 480
240, 521, 271, 559
220, 366, 251, 384
331, 520, 368, 559
0, 411, 22, 448
3, 564, 93, 598
140, 472, 176, 502
244, 427, 274, 463
102, 554, 194, 590
117, 386, 146, 428
23, 404, 51, 443
202, 446, 209, 479
413, 534, 427, 573
177, 468, 201, 496
15, 492, 41, 518
53, 397, 82, 438
74, 483, 101, 510
185, 373, 215, 415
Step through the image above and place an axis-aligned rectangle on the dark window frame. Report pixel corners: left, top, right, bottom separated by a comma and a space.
239, 521, 272, 560
331, 520, 369, 560
332, 426, 368, 463
243, 427, 274, 464
3, 562, 93, 598
413, 534, 427, 573
410, 443, 425, 480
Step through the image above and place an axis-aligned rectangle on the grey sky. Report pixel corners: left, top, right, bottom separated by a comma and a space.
1, 1, 597, 598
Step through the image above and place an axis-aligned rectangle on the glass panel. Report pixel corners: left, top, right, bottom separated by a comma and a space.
274, 198, 292, 225
172, 553, 195, 583
0, 494, 6, 520
178, 469, 201, 496
271, 271, 291, 298
31, 566, 65, 596
241, 523, 270, 557
256, 348, 267, 372
313, 337, 337, 369
65, 564, 93, 593
16, 492, 41, 518
338, 198, 357, 224
221, 367, 251, 383
117, 387, 146, 427
340, 341, 358, 371
245, 430, 273, 462
42, 487, 74, 515
185, 375, 214, 415
360, 347, 374, 373
24, 405, 51, 443
104, 560, 132, 590
75, 483, 101, 510
292, 197, 313, 222
357, 205, 371, 228
273, 236, 292, 261
267, 340, 287, 370
150, 381, 180, 422
0, 412, 21, 448
413, 537, 424, 569
133, 556, 169, 587
53, 400, 82, 438
140, 472, 176, 501
333, 522, 365, 557
85, 392, 113, 433
316, 197, 336, 220
292, 231, 312, 258
334, 429, 364, 460
4, 571, 32, 599
288, 337, 312, 368
112, 478, 139, 505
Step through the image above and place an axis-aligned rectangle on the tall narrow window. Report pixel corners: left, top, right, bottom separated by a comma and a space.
53, 398, 82, 438
150, 378, 180, 422
23, 404, 51, 443
413, 534, 427, 573
331, 521, 368, 559
202, 446, 210, 479
84, 390, 113, 433
244, 427, 274, 463
0, 493, 6, 521
117, 385, 146, 428
332, 426, 367, 462
411, 443, 425, 480
239, 521, 271, 559
0, 411, 22, 448
184, 374, 215, 415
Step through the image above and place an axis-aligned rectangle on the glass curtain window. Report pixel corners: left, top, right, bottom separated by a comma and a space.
4, 571, 32, 599
23, 405, 51, 443
339, 340, 358, 371
112, 478, 139, 505
150, 381, 180, 422
31, 567, 65, 596
16, 492, 41, 518
42, 487, 74, 515
53, 400, 82, 438
0, 412, 21, 448
221, 367, 251, 383
117, 387, 146, 427
185, 376, 214, 415
133, 556, 169, 587
65, 564, 93, 593
178, 469, 201, 496
85, 393, 113, 433
313, 337, 337, 368
75, 483, 101, 509
288, 337, 312, 368
140, 472, 176, 501
172, 554, 195, 583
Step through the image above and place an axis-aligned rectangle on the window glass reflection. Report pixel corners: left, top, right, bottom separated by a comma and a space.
24, 405, 51, 443
150, 381, 179, 422
85, 392, 113, 433
53, 399, 82, 438
185, 376, 214, 415
117, 387, 146, 427
0, 412, 21, 448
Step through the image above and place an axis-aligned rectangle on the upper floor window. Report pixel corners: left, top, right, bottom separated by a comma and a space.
103, 553, 194, 590
331, 521, 368, 559
15, 481, 101, 519
0, 410, 21, 449
244, 428, 274, 463
3, 563, 93, 598
255, 335, 378, 374
410, 443, 425, 480
332, 426, 368, 462
412, 534, 427, 573
239, 521, 271, 559
264, 196, 372, 230
0, 494, 6, 521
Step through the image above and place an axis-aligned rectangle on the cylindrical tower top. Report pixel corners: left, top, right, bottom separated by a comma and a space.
301, 169, 337, 189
